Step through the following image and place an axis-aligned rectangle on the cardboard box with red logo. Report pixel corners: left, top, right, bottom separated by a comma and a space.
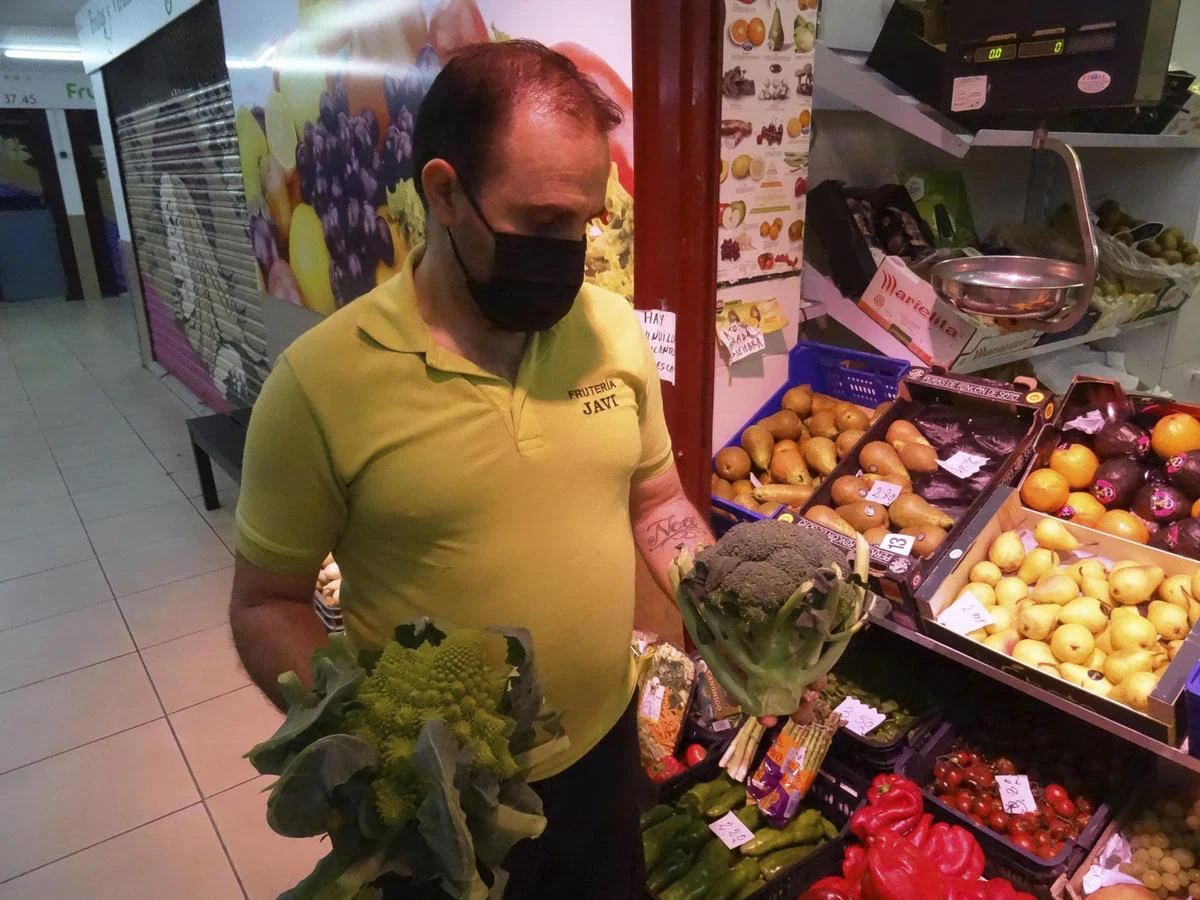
858, 256, 1041, 370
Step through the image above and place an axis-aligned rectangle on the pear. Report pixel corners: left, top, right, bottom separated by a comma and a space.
1013, 639, 1058, 668
1079, 670, 1114, 698
1110, 606, 1142, 620
986, 606, 1014, 634
994, 577, 1029, 608
983, 629, 1019, 656
1096, 627, 1113, 653
1157, 574, 1194, 609
959, 582, 996, 607
1155, 662, 1170, 679
1104, 648, 1157, 684
1081, 576, 1111, 607
1050, 623, 1095, 664
1034, 518, 1080, 552
1067, 559, 1108, 586
1058, 662, 1092, 687
1110, 613, 1159, 651
1017, 603, 1061, 641
1032, 574, 1079, 605
1019, 548, 1060, 585
1190, 599, 1200, 627
1109, 565, 1165, 606
988, 531, 1026, 574
1110, 560, 1139, 573
1147, 600, 1190, 641
1112, 670, 1159, 712
1037, 663, 1062, 677
1086, 647, 1107, 670
969, 561, 1003, 587
966, 627, 988, 641
1194, 568, 1200, 603
1168, 639, 1183, 660
1059, 597, 1109, 634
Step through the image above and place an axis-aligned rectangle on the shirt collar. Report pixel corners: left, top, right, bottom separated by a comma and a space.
356, 243, 430, 354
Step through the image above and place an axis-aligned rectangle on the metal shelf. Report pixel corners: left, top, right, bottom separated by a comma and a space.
952, 309, 1179, 374
816, 43, 1200, 157
870, 612, 1200, 776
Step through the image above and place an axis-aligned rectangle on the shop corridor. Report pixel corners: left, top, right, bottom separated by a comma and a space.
0, 297, 319, 898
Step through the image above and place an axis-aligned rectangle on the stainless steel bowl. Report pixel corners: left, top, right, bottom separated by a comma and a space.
930, 255, 1087, 320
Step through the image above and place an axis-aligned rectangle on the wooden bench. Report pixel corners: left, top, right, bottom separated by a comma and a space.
185, 408, 251, 510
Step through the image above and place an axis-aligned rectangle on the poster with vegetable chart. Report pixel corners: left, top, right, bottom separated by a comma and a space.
218, 0, 634, 316
718, 0, 815, 285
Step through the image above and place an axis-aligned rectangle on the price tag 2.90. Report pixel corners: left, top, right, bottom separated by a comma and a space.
864, 481, 903, 506
709, 811, 756, 849
834, 697, 887, 737
936, 592, 995, 635
996, 775, 1038, 815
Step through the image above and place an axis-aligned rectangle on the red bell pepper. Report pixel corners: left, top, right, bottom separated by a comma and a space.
801, 876, 861, 900
843, 844, 867, 883
922, 822, 985, 880
908, 813, 934, 852
860, 831, 946, 900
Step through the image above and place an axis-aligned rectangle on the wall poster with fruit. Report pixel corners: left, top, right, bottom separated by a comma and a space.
717, 0, 816, 285
219, 0, 635, 321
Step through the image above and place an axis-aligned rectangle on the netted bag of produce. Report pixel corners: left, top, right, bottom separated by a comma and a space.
1096, 228, 1200, 315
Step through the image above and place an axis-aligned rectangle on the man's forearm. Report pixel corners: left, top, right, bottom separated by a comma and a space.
634, 501, 713, 597
231, 598, 330, 710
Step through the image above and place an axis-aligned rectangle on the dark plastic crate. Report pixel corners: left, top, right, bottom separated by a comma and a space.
647, 759, 867, 900
1187, 662, 1200, 760
655, 722, 738, 805
712, 341, 909, 527
830, 708, 939, 776
312, 593, 343, 632
897, 722, 1117, 899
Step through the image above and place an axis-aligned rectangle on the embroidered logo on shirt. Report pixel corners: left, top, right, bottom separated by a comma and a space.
568, 379, 620, 416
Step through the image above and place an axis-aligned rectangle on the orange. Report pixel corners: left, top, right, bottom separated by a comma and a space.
1049, 443, 1101, 489
1061, 491, 1106, 527
1151, 413, 1200, 460
1193, 496, 1200, 517
1095, 509, 1150, 544
747, 17, 766, 46
729, 19, 749, 44
1020, 467, 1070, 513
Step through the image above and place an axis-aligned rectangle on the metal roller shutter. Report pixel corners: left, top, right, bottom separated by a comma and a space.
114, 78, 267, 408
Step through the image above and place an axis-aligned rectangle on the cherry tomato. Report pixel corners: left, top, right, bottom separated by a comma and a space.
973, 797, 996, 817
1052, 797, 1077, 818
1012, 833, 1035, 852
970, 813, 985, 826
934, 778, 954, 796
1010, 814, 1039, 835
992, 756, 1017, 776
1043, 784, 1069, 805
950, 750, 976, 767
684, 743, 707, 766
934, 761, 956, 781
989, 811, 1011, 832
1075, 796, 1094, 815
1074, 812, 1092, 830
954, 792, 976, 815
1035, 842, 1059, 859
964, 765, 996, 790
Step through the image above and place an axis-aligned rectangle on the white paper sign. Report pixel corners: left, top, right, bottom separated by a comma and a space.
938, 451, 989, 479
637, 310, 677, 385
996, 775, 1038, 815
718, 323, 766, 364
639, 678, 665, 722
710, 811, 756, 849
936, 593, 996, 635
1065, 410, 1106, 435
951, 75, 988, 112
864, 481, 903, 506
879, 533, 916, 557
834, 697, 887, 737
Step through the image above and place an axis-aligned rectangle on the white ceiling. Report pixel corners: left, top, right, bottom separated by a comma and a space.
1, 0, 83, 49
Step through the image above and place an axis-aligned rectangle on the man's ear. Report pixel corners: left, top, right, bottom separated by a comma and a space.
421, 159, 458, 228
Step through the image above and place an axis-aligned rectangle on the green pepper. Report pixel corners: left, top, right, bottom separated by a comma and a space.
760, 842, 821, 880
641, 804, 674, 831
681, 776, 732, 812
739, 809, 822, 857
734, 803, 762, 832
820, 816, 837, 840
707, 857, 761, 900
704, 784, 747, 819
733, 878, 765, 899
659, 839, 735, 900
643, 813, 697, 870
672, 820, 713, 856
647, 848, 694, 892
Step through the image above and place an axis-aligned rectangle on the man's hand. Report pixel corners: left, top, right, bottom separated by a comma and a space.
230, 554, 330, 710
757, 676, 829, 727
630, 464, 713, 599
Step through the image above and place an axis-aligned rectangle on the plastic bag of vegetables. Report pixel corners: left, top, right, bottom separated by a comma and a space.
668, 519, 883, 717
245, 619, 567, 900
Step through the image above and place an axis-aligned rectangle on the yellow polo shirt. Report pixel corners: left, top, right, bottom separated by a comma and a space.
236, 246, 673, 779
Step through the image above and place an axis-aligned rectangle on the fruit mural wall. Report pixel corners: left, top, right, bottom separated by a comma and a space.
219, 0, 635, 319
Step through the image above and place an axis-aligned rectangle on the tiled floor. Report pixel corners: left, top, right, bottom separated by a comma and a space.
0, 298, 323, 897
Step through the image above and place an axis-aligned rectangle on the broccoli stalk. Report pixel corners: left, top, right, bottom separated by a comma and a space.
669, 520, 881, 717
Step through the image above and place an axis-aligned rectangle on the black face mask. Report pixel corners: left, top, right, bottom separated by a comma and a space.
447, 190, 586, 333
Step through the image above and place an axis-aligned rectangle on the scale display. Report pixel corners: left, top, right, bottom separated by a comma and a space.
969, 31, 1115, 64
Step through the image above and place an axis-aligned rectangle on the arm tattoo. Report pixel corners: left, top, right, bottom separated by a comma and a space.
643, 514, 707, 552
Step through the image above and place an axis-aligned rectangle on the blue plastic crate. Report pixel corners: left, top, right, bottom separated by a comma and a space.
713, 341, 910, 527
1186, 662, 1200, 758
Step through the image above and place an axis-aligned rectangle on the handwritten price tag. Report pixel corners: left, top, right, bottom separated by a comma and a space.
936, 592, 995, 635
879, 533, 916, 557
864, 481, 903, 506
834, 697, 887, 737
639, 679, 665, 723
710, 811, 756, 849
938, 451, 989, 479
996, 775, 1038, 815
1065, 410, 1106, 435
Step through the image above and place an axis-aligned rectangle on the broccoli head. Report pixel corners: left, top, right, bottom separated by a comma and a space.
669, 519, 880, 716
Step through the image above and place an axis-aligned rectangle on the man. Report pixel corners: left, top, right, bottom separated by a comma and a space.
231, 40, 710, 896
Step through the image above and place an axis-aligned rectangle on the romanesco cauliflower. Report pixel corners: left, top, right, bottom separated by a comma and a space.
346, 629, 517, 825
